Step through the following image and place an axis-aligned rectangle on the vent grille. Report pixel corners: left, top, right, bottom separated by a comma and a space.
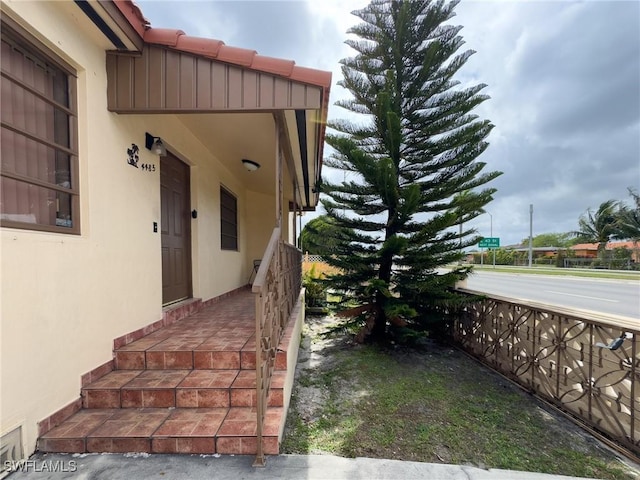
1, 426, 24, 478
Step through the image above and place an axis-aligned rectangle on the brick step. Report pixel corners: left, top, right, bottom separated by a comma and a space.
113, 342, 289, 371
114, 348, 257, 371
36, 290, 304, 458
39, 406, 283, 455
82, 370, 285, 409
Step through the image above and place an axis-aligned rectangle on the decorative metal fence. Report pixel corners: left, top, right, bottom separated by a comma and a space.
252, 228, 302, 466
453, 290, 640, 456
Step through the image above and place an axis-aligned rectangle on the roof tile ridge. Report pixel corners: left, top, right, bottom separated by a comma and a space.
216, 44, 258, 67
144, 28, 186, 47
289, 65, 332, 89
174, 34, 226, 58
250, 54, 296, 77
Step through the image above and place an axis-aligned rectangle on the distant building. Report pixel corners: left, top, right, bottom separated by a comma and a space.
466, 241, 639, 265
570, 241, 639, 262
510, 246, 562, 258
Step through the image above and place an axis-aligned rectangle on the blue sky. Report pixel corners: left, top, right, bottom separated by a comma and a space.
137, 0, 640, 246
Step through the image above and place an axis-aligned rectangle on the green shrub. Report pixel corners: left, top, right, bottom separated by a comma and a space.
303, 264, 328, 309
534, 257, 554, 265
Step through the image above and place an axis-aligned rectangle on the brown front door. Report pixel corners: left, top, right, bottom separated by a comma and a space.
160, 152, 192, 305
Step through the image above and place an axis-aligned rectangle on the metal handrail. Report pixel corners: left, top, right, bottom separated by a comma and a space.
251, 228, 302, 466
252, 227, 279, 467
252, 228, 281, 295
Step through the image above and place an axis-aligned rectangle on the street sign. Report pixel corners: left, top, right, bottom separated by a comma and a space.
478, 237, 500, 249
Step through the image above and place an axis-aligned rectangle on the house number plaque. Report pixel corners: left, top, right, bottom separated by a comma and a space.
127, 144, 156, 172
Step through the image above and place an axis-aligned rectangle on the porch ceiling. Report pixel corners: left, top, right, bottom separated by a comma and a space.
176, 113, 291, 200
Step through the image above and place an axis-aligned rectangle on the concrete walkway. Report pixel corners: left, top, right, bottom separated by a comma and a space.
6, 452, 593, 479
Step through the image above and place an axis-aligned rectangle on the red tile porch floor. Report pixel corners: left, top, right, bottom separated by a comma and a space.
39, 290, 293, 455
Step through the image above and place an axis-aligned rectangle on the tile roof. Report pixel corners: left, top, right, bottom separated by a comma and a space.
113, 1, 332, 91
571, 241, 638, 250
570, 243, 599, 250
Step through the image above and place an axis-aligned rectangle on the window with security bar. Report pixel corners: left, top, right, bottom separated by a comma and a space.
1, 20, 79, 234
220, 186, 238, 250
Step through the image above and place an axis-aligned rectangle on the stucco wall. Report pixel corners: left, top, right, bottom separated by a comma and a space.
245, 191, 277, 269
0, 1, 275, 455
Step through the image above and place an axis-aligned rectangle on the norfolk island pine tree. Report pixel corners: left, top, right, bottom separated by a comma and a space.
319, 0, 502, 343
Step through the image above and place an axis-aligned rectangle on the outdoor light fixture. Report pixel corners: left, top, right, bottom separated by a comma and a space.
242, 158, 260, 171
145, 132, 167, 156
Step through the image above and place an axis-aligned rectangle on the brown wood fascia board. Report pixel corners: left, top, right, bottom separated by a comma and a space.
106, 107, 302, 114
97, 0, 144, 51
274, 111, 306, 209
105, 49, 143, 57
106, 48, 323, 112
288, 202, 317, 212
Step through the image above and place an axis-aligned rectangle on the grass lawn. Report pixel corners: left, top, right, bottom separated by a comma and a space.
282, 317, 638, 479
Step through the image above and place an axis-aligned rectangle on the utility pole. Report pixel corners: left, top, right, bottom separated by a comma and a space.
528, 204, 533, 267
488, 212, 495, 269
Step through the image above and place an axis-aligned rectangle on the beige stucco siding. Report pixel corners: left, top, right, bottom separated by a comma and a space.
245, 191, 277, 266
0, 0, 279, 455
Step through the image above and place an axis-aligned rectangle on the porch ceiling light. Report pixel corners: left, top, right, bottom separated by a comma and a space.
145, 132, 167, 156
242, 158, 260, 171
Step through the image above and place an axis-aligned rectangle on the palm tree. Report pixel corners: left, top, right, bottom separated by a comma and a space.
616, 188, 640, 265
616, 188, 640, 242
573, 200, 620, 258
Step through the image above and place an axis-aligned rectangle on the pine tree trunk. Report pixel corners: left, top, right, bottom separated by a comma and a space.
371, 295, 387, 341
371, 233, 394, 342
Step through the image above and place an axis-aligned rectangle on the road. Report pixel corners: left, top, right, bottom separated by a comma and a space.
464, 271, 640, 319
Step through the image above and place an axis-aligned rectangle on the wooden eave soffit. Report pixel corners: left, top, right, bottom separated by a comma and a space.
106, 46, 323, 113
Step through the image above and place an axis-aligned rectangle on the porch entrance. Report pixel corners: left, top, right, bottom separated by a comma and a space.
160, 152, 192, 305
